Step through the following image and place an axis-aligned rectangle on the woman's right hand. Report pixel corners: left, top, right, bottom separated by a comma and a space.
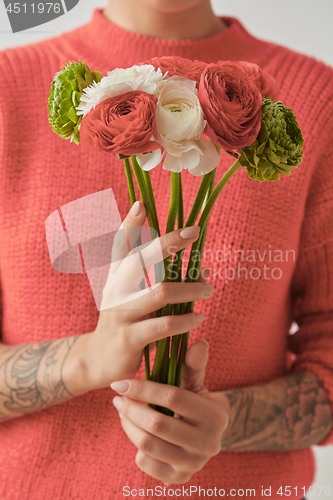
81, 201, 215, 391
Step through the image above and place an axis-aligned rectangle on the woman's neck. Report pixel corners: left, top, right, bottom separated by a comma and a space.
103, 0, 227, 40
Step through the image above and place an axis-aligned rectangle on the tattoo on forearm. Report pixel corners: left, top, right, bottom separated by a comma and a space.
0, 337, 79, 421
222, 371, 332, 451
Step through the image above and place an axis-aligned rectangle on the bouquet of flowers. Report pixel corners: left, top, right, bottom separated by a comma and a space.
48, 57, 304, 408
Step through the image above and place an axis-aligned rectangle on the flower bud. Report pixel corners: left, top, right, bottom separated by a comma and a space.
48, 61, 103, 144
238, 98, 304, 181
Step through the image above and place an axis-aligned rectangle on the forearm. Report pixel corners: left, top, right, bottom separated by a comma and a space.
215, 371, 332, 451
0, 334, 91, 422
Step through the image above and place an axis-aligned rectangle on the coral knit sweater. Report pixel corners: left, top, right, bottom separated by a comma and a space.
0, 9, 333, 500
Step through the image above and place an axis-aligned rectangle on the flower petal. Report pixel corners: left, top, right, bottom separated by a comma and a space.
188, 139, 221, 176
155, 77, 205, 152
137, 149, 165, 171
163, 149, 200, 173
77, 65, 166, 117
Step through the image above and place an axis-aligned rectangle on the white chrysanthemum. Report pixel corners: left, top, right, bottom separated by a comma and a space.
137, 77, 220, 176
76, 65, 166, 117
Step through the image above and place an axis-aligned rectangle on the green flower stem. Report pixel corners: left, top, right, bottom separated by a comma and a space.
142, 170, 160, 237
185, 159, 241, 286
130, 156, 159, 235
204, 168, 217, 210
198, 160, 241, 238
197, 167, 217, 262
187, 171, 215, 227
178, 174, 184, 230
175, 326, 191, 387
175, 223, 209, 387
175, 160, 241, 386
151, 172, 180, 384
122, 159, 151, 381
167, 174, 184, 387
160, 336, 170, 384
170, 170, 215, 291
151, 309, 172, 383
165, 172, 181, 279
129, 157, 162, 382
176, 174, 184, 286
168, 329, 181, 386
140, 167, 164, 284
167, 170, 215, 386
166, 172, 181, 233
130, 155, 163, 315
123, 158, 136, 205
175, 175, 215, 387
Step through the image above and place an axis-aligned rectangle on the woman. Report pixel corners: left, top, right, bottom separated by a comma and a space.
0, 0, 332, 498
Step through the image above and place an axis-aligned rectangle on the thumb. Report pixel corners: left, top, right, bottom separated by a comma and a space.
108, 200, 146, 274
180, 340, 209, 395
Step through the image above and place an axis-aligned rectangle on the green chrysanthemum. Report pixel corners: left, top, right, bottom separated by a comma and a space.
238, 98, 304, 182
48, 61, 103, 145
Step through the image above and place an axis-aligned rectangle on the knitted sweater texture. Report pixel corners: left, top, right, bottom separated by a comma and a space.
0, 9, 333, 500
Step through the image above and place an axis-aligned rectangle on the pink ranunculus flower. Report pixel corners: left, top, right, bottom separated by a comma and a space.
218, 61, 278, 100
146, 56, 207, 87
79, 90, 161, 156
198, 63, 262, 151
76, 64, 165, 118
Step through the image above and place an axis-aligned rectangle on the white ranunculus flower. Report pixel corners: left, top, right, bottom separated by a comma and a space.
137, 77, 220, 176
76, 65, 166, 117
136, 148, 165, 172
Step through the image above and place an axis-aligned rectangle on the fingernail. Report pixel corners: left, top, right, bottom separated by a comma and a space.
112, 396, 122, 410
179, 226, 200, 239
199, 339, 209, 351
202, 267, 211, 278
111, 381, 130, 394
204, 285, 215, 296
130, 201, 141, 218
197, 314, 205, 323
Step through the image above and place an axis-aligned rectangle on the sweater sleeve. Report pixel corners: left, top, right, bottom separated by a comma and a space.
0, 87, 3, 343
289, 112, 333, 446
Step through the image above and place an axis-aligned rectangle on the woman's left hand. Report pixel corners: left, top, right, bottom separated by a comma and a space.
111, 339, 230, 484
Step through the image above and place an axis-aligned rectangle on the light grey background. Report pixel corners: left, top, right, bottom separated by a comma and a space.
0, 0, 332, 494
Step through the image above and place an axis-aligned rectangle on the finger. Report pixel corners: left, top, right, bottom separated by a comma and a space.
112, 396, 198, 448
149, 342, 156, 352
135, 450, 190, 485
111, 380, 214, 422
110, 201, 147, 274
115, 226, 201, 289
107, 281, 214, 321
119, 416, 201, 472
127, 312, 205, 350
198, 267, 210, 284
180, 340, 209, 393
